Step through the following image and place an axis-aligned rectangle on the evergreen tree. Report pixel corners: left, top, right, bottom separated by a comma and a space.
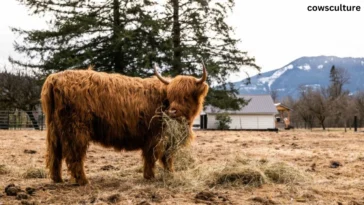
329, 65, 350, 99
328, 65, 350, 127
11, 0, 160, 76
11, 0, 259, 109
159, 0, 259, 109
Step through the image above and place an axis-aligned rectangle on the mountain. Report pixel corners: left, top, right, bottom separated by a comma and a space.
234, 56, 364, 99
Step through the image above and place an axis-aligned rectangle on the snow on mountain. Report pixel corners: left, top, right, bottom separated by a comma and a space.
233, 56, 364, 99
298, 64, 311, 71
258, 64, 294, 88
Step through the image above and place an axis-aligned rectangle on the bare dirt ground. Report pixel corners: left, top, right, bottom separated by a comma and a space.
1, 129, 364, 205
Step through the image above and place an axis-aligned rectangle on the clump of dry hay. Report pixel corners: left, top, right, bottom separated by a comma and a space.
158, 112, 192, 162
23, 168, 47, 179
151, 114, 309, 190
214, 167, 265, 187
263, 162, 307, 184
211, 156, 308, 188
153, 111, 199, 189
210, 156, 265, 187
156, 154, 309, 191
0, 164, 10, 175
173, 147, 197, 171
157, 163, 214, 190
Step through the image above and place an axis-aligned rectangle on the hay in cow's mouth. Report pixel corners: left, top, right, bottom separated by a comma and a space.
158, 112, 191, 159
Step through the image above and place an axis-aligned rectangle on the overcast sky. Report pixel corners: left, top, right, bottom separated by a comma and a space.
1, 0, 363, 80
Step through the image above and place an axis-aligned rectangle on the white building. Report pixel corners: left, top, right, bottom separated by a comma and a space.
202, 95, 278, 130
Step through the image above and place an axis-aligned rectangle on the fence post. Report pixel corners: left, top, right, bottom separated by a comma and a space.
7, 110, 10, 130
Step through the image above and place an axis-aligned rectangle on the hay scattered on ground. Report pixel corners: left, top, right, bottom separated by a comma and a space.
2, 130, 356, 204
155, 154, 309, 191
157, 163, 215, 190
263, 162, 307, 184
0, 164, 10, 175
173, 147, 197, 171
211, 156, 308, 188
214, 167, 265, 187
23, 168, 47, 179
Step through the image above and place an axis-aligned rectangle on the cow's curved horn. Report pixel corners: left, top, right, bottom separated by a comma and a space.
196, 61, 208, 84
154, 64, 170, 85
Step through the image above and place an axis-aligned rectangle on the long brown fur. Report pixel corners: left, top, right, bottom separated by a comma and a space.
41, 69, 209, 185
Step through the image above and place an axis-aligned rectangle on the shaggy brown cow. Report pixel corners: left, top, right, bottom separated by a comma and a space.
41, 64, 209, 185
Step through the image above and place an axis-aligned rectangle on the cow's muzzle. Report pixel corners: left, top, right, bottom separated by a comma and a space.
167, 109, 177, 118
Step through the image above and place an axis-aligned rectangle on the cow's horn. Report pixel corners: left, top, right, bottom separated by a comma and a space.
154, 64, 170, 85
196, 61, 207, 84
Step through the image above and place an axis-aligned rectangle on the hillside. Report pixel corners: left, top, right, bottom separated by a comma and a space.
234, 56, 364, 98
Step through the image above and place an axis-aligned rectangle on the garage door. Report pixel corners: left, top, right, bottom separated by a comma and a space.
230, 115, 274, 129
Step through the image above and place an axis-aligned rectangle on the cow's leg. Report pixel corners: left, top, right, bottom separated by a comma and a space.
142, 143, 163, 179
46, 125, 63, 183
63, 129, 89, 185
161, 153, 174, 172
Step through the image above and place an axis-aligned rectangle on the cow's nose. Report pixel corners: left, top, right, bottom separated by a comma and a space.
168, 109, 177, 116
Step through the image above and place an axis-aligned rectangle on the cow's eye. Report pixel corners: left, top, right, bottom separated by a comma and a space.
163, 99, 170, 108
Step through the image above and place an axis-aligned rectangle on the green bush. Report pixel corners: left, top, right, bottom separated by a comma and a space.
215, 113, 232, 130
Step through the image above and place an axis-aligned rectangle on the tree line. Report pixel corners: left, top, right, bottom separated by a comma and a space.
0, 68, 43, 129
1, 0, 260, 129
7, 0, 259, 110
2, 1, 363, 131
280, 66, 364, 130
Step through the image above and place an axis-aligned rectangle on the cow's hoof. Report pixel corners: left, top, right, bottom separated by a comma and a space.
70, 177, 89, 186
143, 173, 155, 180
76, 179, 89, 186
51, 177, 63, 183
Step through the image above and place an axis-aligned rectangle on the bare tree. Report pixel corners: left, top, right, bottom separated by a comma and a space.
0, 69, 42, 129
281, 96, 295, 108
299, 86, 331, 130
293, 93, 315, 129
354, 91, 364, 126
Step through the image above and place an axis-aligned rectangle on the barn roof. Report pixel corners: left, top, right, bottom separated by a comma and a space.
274, 103, 293, 111
204, 94, 278, 115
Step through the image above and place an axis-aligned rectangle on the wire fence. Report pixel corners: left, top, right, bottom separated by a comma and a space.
0, 110, 362, 132
0, 110, 45, 130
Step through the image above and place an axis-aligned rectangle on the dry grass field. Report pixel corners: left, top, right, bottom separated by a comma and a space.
1, 129, 364, 205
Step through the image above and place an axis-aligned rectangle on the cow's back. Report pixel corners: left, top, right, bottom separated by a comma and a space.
41, 70, 167, 150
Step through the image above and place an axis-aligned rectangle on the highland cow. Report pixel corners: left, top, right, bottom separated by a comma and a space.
41, 64, 209, 185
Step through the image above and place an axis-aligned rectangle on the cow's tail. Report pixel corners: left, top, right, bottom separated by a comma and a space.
41, 77, 63, 182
